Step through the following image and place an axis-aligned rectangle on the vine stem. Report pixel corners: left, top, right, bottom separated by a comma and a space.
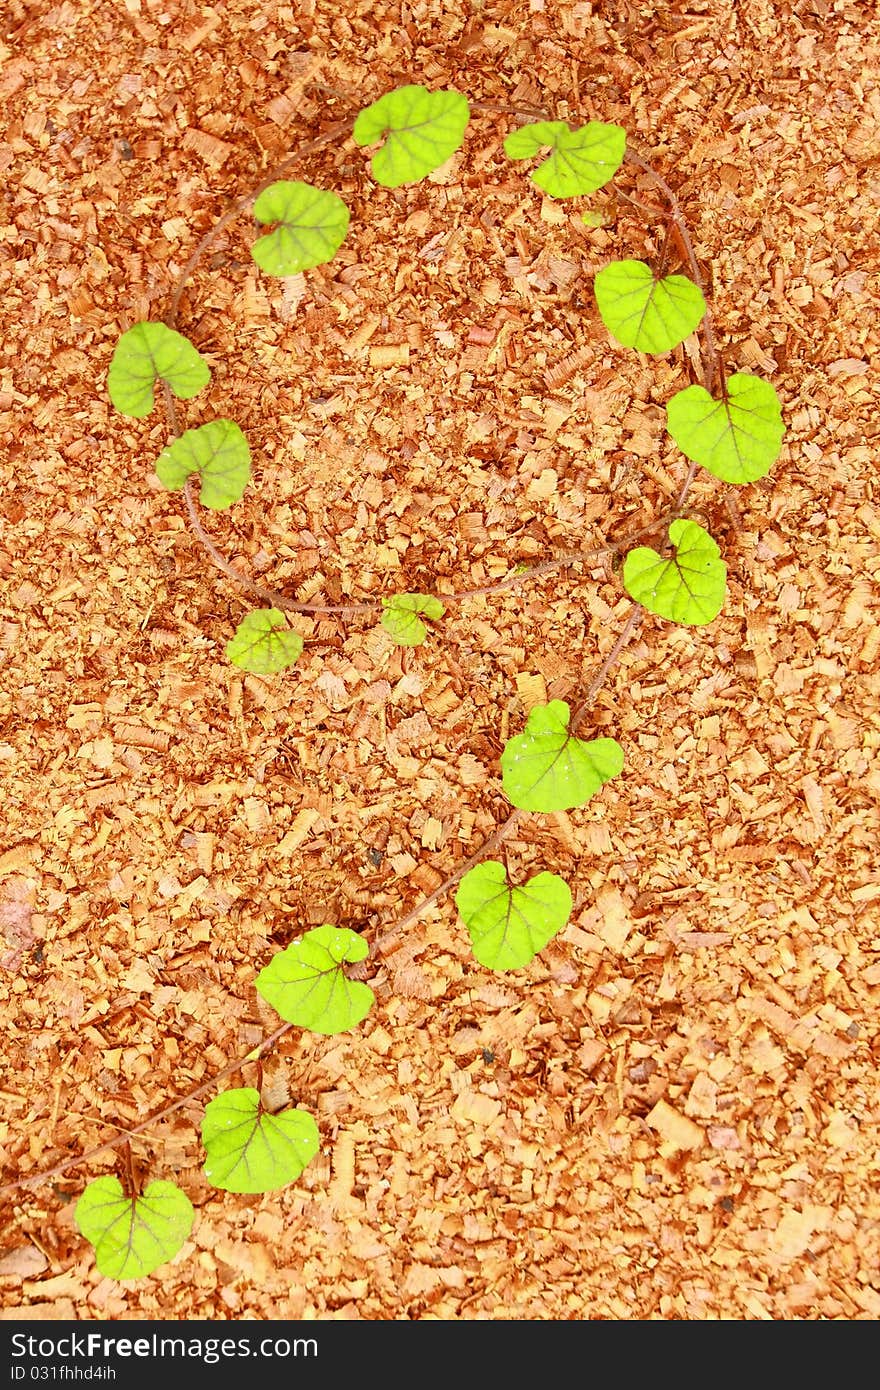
0, 1023, 294, 1197
7, 108, 718, 1199
570, 604, 644, 735
2, 590, 650, 1196
163, 117, 357, 332
162, 119, 715, 622
623, 148, 723, 396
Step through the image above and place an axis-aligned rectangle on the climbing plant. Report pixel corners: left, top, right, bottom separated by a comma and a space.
8, 83, 784, 1278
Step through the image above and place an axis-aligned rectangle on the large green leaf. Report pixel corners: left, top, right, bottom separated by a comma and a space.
501, 700, 624, 813
75, 1176, 193, 1280
380, 592, 445, 646
666, 375, 784, 484
353, 85, 469, 187
155, 418, 251, 510
108, 321, 210, 418
622, 518, 727, 625
256, 925, 375, 1035
455, 862, 572, 971
594, 260, 706, 353
503, 120, 625, 197
202, 1088, 320, 1194
226, 609, 304, 674
251, 180, 350, 276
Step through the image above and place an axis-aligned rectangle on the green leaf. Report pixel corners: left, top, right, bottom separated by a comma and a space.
503, 120, 625, 198
75, 1177, 193, 1280
108, 321, 211, 418
226, 609, 304, 674
594, 259, 706, 354
666, 375, 784, 484
501, 700, 624, 813
251, 180, 350, 277
380, 592, 445, 646
455, 862, 572, 972
155, 419, 251, 510
256, 925, 375, 1035
353, 84, 469, 187
202, 1088, 319, 1194
622, 518, 727, 625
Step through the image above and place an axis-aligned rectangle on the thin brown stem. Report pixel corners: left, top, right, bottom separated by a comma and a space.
376, 809, 527, 955
122, 1141, 137, 1199
623, 149, 722, 396
10, 105, 723, 1201
675, 458, 700, 513
164, 117, 357, 331
570, 606, 643, 735
0, 1023, 294, 1196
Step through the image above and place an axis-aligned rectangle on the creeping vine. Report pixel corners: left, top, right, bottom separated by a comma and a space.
4, 85, 785, 1279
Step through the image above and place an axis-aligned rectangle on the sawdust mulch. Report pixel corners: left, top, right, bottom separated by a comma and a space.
1, 0, 879, 1320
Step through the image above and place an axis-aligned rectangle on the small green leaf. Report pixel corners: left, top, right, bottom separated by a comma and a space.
380, 592, 445, 646
202, 1088, 319, 1194
226, 609, 303, 674
503, 120, 625, 198
108, 321, 210, 418
666, 375, 785, 484
353, 85, 469, 187
623, 518, 727, 625
594, 259, 706, 354
251, 180, 350, 277
256, 925, 374, 1035
455, 862, 572, 972
503, 120, 569, 159
155, 419, 251, 510
501, 700, 624, 813
75, 1176, 193, 1280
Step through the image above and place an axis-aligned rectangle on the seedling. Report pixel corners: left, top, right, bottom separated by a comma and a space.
155, 418, 251, 510
75, 1175, 194, 1281
202, 1089, 320, 1194
593, 258, 707, 353
503, 119, 626, 196
255, 925, 375, 1034
250, 180, 350, 276
380, 592, 446, 646
10, 82, 787, 1280
501, 700, 625, 813
622, 519, 727, 626
352, 85, 470, 186
666, 374, 785, 483
107, 321, 210, 418
455, 863, 573, 971
226, 608, 304, 674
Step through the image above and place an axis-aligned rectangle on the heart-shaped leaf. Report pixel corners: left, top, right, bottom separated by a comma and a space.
380, 593, 445, 646
202, 1088, 320, 1194
455, 862, 572, 971
155, 419, 251, 510
251, 180, 350, 277
256, 925, 374, 1035
623, 518, 726, 625
353, 85, 469, 187
108, 321, 211, 418
666, 375, 785, 484
226, 609, 304, 674
501, 700, 624, 813
75, 1176, 193, 1280
594, 259, 706, 353
503, 120, 626, 198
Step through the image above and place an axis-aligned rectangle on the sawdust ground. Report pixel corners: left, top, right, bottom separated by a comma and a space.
1, 0, 879, 1320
